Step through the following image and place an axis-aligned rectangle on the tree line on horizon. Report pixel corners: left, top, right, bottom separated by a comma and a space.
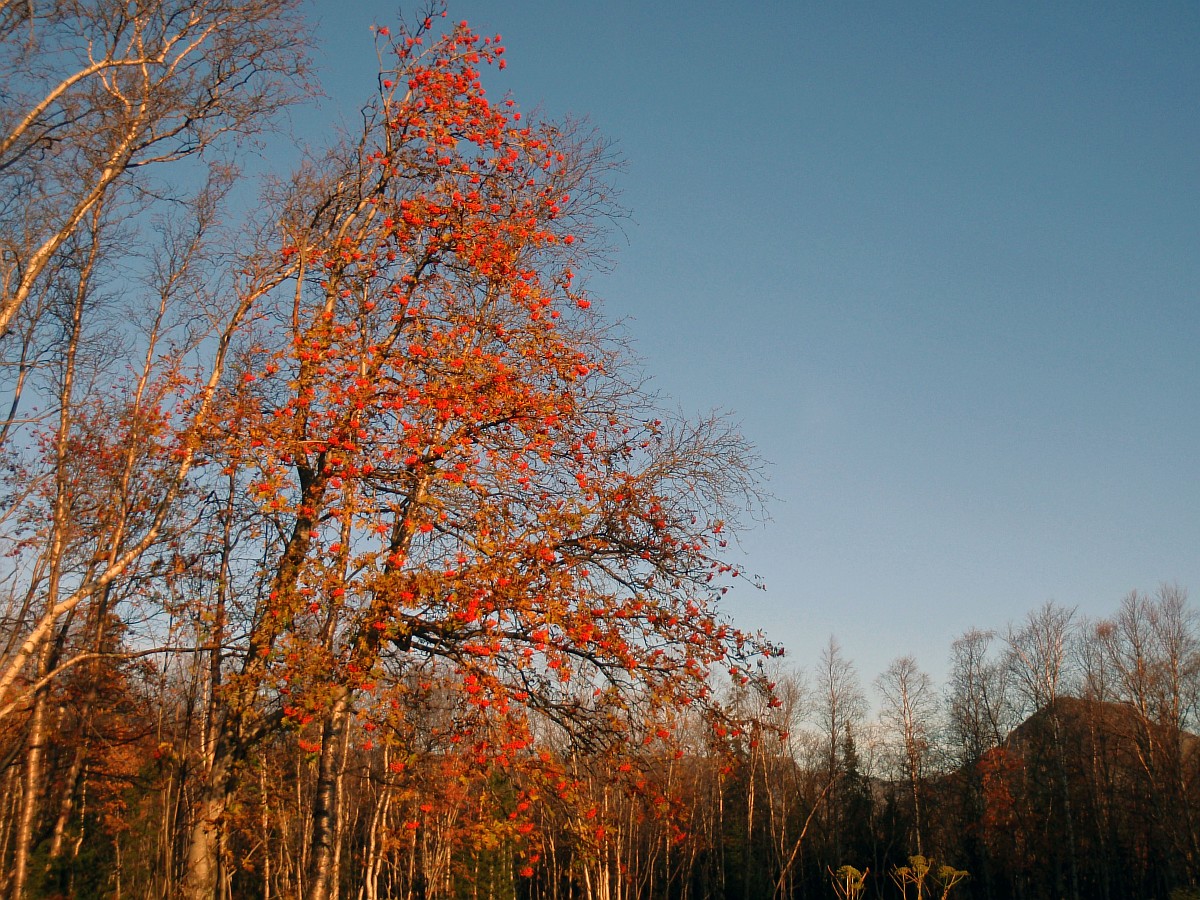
1, 3, 1197, 900
6, 559, 1200, 900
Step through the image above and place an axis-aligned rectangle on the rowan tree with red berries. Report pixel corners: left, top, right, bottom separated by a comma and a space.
177, 14, 777, 899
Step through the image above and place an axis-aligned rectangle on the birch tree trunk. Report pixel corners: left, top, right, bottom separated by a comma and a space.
305, 694, 352, 900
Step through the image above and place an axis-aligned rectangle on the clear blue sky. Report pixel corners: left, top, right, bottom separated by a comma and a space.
303, 1, 1200, 690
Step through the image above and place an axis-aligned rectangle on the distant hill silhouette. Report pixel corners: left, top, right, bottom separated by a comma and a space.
1004, 694, 1200, 770
921, 695, 1200, 900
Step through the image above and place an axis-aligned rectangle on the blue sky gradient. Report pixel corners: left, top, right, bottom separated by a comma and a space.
305, 1, 1200, 688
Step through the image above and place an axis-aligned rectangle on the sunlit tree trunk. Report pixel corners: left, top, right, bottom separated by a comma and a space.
46, 741, 84, 862
305, 694, 351, 900
182, 743, 235, 900
11, 645, 50, 899
10, 219, 95, 896
362, 750, 392, 900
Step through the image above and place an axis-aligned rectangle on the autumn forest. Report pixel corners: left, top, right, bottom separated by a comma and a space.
1, 3, 1197, 899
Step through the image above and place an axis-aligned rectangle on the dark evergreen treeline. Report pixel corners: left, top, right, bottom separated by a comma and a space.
2, 586, 1196, 899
